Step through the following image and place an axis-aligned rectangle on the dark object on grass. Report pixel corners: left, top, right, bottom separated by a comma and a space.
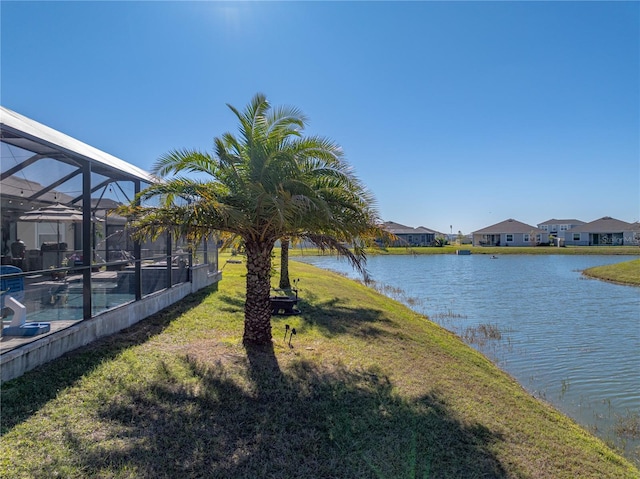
288, 328, 297, 347
284, 324, 290, 341
270, 296, 299, 316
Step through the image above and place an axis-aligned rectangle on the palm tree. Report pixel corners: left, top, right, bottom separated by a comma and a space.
278, 236, 292, 290
276, 158, 383, 289
120, 93, 382, 344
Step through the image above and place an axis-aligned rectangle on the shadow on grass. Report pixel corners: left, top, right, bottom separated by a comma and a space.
294, 291, 394, 339
215, 293, 245, 314
49, 344, 507, 478
214, 290, 393, 340
0, 285, 216, 435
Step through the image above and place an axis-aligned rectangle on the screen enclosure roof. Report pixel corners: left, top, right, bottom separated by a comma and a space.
1, 106, 157, 184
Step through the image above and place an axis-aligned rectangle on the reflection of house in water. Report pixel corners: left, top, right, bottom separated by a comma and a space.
1, 106, 221, 382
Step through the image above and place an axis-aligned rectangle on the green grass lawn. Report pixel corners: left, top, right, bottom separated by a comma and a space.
1, 260, 638, 478
583, 258, 640, 286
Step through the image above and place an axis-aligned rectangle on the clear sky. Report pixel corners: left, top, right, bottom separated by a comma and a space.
2, 1, 638, 234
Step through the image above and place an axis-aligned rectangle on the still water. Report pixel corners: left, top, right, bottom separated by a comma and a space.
295, 254, 640, 459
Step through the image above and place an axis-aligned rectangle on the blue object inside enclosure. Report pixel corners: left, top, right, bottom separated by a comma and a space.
1, 265, 25, 308
2, 322, 51, 337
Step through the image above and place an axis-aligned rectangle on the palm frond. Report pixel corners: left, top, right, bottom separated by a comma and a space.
124, 93, 382, 272
303, 233, 370, 281
152, 149, 215, 177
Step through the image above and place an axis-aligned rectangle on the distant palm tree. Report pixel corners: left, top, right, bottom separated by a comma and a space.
278, 236, 292, 290
121, 94, 382, 344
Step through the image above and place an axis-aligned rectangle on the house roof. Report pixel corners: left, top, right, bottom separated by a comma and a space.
417, 226, 440, 234
538, 218, 585, 226
565, 217, 633, 233
383, 221, 437, 235
473, 218, 544, 234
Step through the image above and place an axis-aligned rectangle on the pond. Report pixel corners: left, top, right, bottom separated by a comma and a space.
294, 253, 640, 462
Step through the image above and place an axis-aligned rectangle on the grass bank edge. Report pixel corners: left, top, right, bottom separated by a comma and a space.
582, 258, 640, 286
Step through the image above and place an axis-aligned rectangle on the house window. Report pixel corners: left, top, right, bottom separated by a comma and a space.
541, 225, 548, 231
573, 233, 580, 241
560, 225, 567, 231
523, 234, 530, 242
536, 234, 541, 242
506, 234, 513, 242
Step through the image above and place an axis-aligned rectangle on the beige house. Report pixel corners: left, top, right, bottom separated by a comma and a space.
537, 219, 585, 242
563, 217, 636, 246
382, 221, 440, 246
472, 219, 548, 247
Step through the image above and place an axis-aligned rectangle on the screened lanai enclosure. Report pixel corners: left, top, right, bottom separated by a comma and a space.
0, 107, 220, 371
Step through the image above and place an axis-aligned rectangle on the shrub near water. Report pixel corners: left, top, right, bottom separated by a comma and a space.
1, 260, 638, 478
463, 323, 502, 345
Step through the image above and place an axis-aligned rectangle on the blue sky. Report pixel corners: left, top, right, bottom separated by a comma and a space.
2, 1, 638, 234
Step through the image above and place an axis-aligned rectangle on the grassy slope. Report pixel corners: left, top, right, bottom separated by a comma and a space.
582, 258, 640, 286
1, 261, 638, 478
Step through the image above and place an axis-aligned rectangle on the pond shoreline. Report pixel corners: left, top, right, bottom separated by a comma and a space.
294, 254, 640, 464
582, 258, 640, 286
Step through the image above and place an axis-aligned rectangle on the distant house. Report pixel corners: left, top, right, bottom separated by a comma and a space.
472, 219, 549, 247
382, 221, 439, 246
563, 217, 635, 246
630, 223, 640, 246
537, 219, 585, 242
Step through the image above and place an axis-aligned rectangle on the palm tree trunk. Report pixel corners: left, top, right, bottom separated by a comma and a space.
243, 239, 274, 344
279, 237, 291, 290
